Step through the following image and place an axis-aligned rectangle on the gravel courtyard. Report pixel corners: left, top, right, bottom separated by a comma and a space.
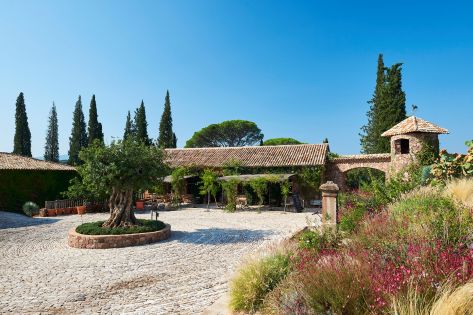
0, 208, 311, 314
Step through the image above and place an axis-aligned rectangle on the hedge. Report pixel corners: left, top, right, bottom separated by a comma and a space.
0, 170, 77, 213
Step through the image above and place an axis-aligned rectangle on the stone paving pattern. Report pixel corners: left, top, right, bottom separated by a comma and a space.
0, 208, 310, 314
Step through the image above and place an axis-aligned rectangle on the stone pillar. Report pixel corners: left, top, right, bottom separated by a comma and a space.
319, 181, 339, 230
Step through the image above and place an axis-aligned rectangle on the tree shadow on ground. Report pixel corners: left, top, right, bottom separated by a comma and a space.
169, 228, 274, 245
0, 211, 60, 229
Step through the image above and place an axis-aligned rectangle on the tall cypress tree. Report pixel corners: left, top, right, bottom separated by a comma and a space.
68, 96, 88, 165
134, 100, 150, 145
44, 102, 59, 162
360, 55, 406, 153
158, 90, 176, 148
123, 110, 135, 140
13, 92, 32, 157
87, 94, 104, 145
360, 54, 385, 154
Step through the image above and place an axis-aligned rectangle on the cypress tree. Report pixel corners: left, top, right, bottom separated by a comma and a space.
172, 132, 177, 148
123, 110, 135, 140
360, 55, 406, 153
44, 102, 59, 162
87, 94, 104, 145
68, 96, 88, 165
13, 92, 32, 157
134, 100, 151, 145
360, 54, 385, 154
158, 90, 176, 148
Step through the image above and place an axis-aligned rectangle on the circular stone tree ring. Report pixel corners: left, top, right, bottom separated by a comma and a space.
68, 224, 171, 249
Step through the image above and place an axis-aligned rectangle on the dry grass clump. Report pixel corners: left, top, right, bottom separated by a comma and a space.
229, 240, 295, 313
391, 281, 473, 315
444, 178, 473, 209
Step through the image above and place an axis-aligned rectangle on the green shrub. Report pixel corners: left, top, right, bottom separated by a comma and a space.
76, 219, 166, 235
22, 201, 39, 217
390, 187, 473, 245
339, 201, 367, 233
298, 229, 341, 251
222, 178, 239, 212
361, 164, 423, 207
229, 253, 291, 313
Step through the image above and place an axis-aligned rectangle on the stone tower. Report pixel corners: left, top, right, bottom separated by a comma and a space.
381, 116, 449, 172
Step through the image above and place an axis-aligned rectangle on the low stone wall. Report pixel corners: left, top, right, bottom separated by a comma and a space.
68, 224, 171, 249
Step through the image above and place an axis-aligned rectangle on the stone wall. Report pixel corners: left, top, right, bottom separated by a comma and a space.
326, 154, 391, 191
68, 224, 171, 249
389, 133, 439, 171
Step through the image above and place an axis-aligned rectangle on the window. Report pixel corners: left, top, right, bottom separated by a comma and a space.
394, 139, 410, 154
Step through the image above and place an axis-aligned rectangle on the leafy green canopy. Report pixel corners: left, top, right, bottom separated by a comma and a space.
360, 54, 406, 153
158, 90, 176, 148
68, 96, 88, 165
262, 138, 302, 146
66, 139, 167, 200
87, 94, 104, 145
185, 120, 264, 148
44, 103, 59, 162
13, 92, 32, 157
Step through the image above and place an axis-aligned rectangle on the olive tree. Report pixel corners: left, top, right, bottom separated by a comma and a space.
69, 139, 167, 228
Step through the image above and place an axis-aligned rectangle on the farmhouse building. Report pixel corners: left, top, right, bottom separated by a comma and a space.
164, 116, 448, 192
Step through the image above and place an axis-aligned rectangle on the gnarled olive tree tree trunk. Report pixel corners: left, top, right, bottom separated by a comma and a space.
102, 187, 137, 228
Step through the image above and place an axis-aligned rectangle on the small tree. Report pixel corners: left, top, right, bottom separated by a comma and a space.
199, 169, 219, 210
171, 167, 187, 207
280, 180, 290, 211
222, 178, 239, 212
249, 177, 269, 207
67, 139, 167, 228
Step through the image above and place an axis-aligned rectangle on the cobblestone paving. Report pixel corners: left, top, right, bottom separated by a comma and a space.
0, 209, 311, 314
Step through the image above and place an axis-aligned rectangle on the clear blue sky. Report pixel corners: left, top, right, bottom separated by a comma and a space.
0, 0, 472, 157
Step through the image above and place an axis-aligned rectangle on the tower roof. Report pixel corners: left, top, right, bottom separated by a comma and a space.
381, 116, 449, 137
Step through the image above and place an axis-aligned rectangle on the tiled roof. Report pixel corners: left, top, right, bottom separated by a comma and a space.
0, 153, 76, 171
164, 144, 328, 168
381, 116, 449, 137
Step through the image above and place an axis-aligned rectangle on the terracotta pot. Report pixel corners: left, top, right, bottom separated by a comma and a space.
136, 201, 145, 210
76, 205, 86, 215
47, 209, 57, 216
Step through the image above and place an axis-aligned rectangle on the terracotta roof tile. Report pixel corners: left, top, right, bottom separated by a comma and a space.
0, 153, 76, 171
164, 144, 328, 168
381, 116, 449, 137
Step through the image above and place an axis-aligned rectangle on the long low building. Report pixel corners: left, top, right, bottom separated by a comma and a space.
0, 153, 76, 212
